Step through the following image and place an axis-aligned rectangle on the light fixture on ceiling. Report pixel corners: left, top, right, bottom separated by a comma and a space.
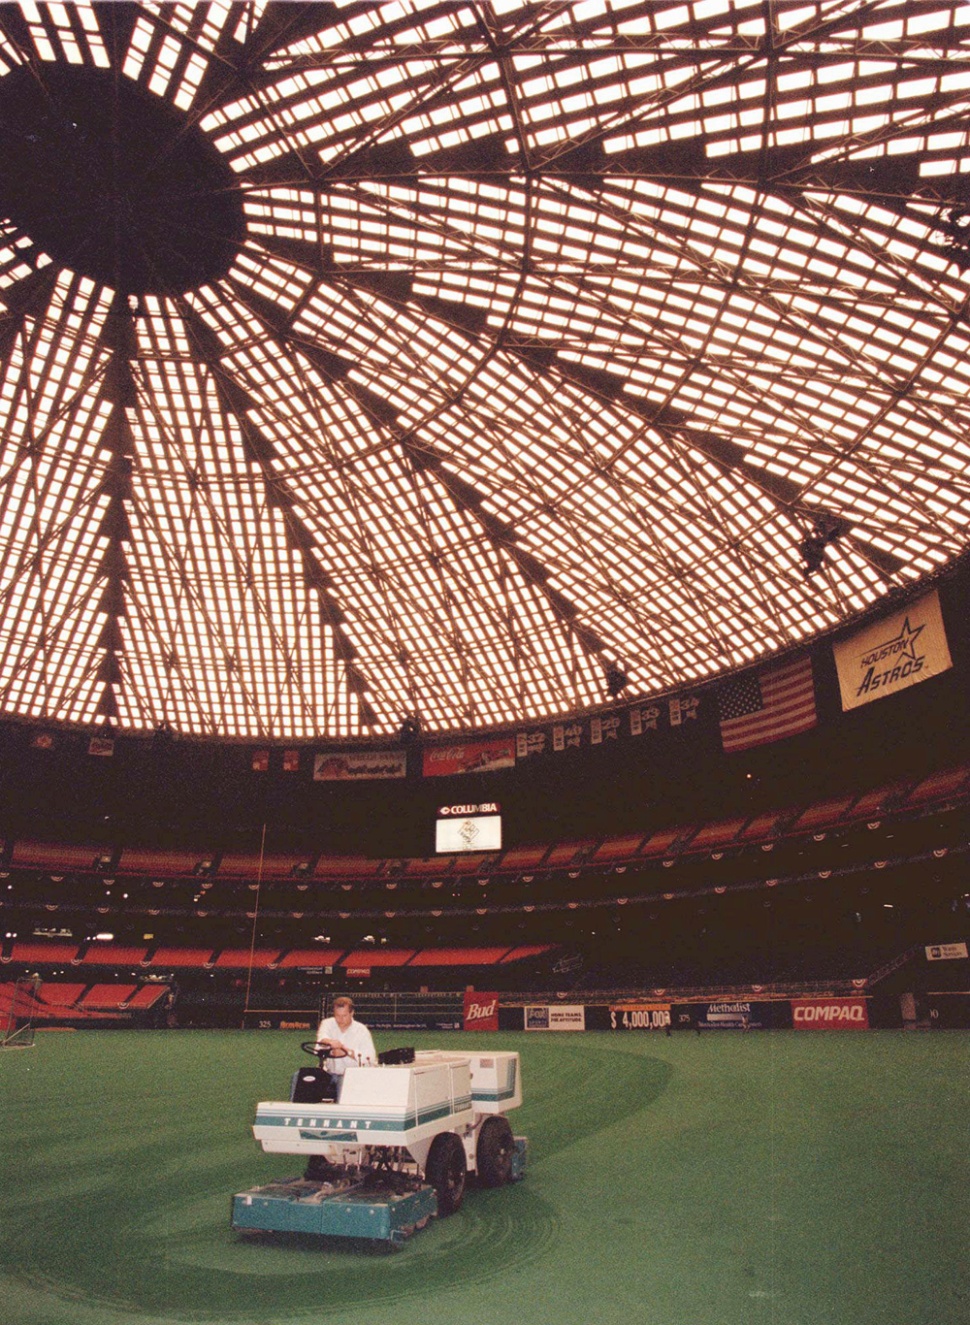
798, 514, 850, 578
398, 714, 421, 744
605, 661, 630, 698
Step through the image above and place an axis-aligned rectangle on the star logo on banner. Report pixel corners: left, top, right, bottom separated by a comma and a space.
871, 615, 925, 664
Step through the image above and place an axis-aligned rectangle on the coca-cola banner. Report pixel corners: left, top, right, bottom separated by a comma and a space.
423, 739, 515, 777
791, 997, 869, 1029
463, 991, 499, 1031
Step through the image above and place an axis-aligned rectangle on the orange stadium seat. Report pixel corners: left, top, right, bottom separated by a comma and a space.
543, 839, 598, 868
80, 945, 148, 965
10, 841, 106, 870
145, 947, 214, 967
638, 826, 692, 858
38, 982, 86, 1007
846, 778, 915, 821
739, 809, 793, 843
217, 852, 308, 879
313, 855, 380, 880
900, 765, 970, 807
276, 949, 346, 968
409, 947, 512, 966
125, 984, 169, 1009
590, 833, 649, 863
117, 847, 207, 876
9, 941, 79, 964
788, 794, 857, 833
500, 945, 554, 962
213, 949, 281, 967
684, 816, 749, 852
81, 984, 137, 1009
338, 948, 416, 967
495, 845, 550, 871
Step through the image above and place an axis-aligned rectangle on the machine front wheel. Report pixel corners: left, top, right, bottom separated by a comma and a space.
476, 1115, 515, 1187
425, 1132, 466, 1216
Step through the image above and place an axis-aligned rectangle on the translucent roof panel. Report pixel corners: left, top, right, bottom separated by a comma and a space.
0, 1, 968, 739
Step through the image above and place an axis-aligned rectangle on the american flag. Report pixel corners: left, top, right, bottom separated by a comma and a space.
717, 655, 817, 753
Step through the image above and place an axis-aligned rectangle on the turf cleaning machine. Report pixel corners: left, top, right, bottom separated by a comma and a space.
231, 1044, 527, 1246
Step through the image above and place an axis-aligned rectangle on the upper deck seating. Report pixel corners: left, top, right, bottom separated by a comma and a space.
409, 947, 512, 966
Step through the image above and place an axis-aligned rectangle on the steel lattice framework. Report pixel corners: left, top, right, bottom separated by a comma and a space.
0, 0, 968, 740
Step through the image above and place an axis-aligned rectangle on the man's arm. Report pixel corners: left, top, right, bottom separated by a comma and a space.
357, 1024, 377, 1065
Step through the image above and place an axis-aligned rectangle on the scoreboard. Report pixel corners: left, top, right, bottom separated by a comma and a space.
435, 801, 502, 853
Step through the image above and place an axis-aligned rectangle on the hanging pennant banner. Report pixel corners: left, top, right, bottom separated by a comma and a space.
833, 590, 952, 711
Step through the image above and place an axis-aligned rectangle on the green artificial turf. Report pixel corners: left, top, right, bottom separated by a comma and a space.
0, 1029, 967, 1325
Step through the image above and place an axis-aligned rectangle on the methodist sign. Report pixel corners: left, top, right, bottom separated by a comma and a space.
833, 590, 952, 711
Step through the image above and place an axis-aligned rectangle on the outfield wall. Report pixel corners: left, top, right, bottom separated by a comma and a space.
241, 991, 924, 1032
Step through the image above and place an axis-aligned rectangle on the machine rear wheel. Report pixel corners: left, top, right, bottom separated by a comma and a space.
425, 1132, 466, 1216
476, 1115, 515, 1187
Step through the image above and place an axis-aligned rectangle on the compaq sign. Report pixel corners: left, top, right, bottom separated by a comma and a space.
464, 991, 499, 1031
791, 997, 869, 1029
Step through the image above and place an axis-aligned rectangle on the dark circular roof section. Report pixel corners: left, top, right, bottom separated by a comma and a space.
0, 1, 967, 743
0, 65, 243, 294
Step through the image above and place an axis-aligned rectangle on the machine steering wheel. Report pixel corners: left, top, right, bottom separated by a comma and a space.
301, 1040, 349, 1060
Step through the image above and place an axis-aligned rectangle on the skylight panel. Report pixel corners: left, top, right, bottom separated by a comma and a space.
1, 1, 969, 735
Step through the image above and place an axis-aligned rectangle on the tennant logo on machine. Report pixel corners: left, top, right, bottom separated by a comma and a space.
792, 997, 869, 1028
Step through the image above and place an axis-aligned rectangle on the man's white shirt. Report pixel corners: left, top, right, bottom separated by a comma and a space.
315, 1015, 377, 1075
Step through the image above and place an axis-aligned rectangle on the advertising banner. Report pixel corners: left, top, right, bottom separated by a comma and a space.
609, 1003, 671, 1031
927, 993, 970, 1029
463, 991, 499, 1031
833, 590, 952, 711
690, 999, 777, 1030
925, 942, 968, 961
791, 997, 869, 1029
423, 739, 515, 777
524, 1004, 586, 1031
313, 750, 407, 781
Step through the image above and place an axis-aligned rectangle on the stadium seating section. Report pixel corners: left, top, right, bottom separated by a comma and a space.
0, 762, 966, 1003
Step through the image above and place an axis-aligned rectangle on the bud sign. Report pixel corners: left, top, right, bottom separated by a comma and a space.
463, 991, 499, 1031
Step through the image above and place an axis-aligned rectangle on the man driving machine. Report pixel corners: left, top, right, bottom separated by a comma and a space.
314, 995, 377, 1093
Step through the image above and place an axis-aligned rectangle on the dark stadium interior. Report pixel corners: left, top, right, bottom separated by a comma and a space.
2, 559, 967, 1026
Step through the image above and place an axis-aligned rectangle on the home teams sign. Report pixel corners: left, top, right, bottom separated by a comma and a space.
833, 590, 952, 712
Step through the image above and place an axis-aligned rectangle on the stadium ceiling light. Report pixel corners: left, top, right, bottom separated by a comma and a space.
0, 2, 967, 741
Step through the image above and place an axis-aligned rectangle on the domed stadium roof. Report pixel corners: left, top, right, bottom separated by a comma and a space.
0, 0, 968, 741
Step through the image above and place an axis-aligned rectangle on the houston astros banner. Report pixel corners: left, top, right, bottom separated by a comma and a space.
833, 590, 952, 712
